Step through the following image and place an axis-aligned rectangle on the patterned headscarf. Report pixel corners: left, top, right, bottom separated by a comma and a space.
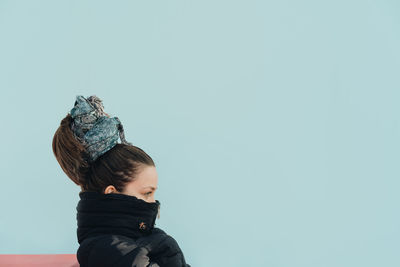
70, 95, 132, 162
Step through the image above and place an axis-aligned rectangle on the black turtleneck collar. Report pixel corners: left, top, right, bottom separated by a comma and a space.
76, 191, 160, 244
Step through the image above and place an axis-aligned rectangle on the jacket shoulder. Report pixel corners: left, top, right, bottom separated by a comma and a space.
77, 229, 190, 267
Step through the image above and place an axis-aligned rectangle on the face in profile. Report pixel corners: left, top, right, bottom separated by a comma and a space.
104, 165, 158, 203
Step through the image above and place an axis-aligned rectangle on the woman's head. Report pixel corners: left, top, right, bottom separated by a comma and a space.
52, 97, 158, 203
105, 164, 158, 203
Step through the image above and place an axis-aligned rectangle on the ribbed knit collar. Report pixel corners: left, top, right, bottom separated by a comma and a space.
76, 191, 160, 244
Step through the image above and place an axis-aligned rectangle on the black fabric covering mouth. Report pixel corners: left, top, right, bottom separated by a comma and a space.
76, 191, 160, 244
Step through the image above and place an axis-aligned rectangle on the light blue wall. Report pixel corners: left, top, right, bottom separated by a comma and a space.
0, 1, 399, 266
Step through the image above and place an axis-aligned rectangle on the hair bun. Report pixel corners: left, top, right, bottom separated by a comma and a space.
69, 95, 132, 163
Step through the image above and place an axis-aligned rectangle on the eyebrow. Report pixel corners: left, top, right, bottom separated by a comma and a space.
142, 186, 157, 190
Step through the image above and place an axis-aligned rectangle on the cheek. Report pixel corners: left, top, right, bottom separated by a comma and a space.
122, 188, 143, 200
133, 193, 147, 201
137, 196, 147, 201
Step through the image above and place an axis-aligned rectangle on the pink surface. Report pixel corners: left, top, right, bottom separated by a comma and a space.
0, 254, 79, 267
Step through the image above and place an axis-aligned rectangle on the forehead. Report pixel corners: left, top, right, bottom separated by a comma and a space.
128, 165, 158, 189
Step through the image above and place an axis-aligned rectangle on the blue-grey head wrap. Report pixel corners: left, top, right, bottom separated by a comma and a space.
69, 95, 132, 163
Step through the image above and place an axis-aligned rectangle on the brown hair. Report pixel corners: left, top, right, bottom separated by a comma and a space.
52, 114, 155, 193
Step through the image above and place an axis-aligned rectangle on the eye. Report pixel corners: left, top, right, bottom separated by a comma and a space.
145, 192, 152, 196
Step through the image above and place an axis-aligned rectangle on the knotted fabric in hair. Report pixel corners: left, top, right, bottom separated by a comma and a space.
70, 95, 132, 162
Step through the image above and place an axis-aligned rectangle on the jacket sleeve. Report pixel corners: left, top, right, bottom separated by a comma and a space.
112, 246, 160, 267
143, 228, 191, 267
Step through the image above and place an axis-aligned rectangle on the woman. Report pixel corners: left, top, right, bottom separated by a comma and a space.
52, 95, 190, 267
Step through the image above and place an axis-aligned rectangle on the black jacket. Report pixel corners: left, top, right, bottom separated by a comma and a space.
76, 191, 190, 267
